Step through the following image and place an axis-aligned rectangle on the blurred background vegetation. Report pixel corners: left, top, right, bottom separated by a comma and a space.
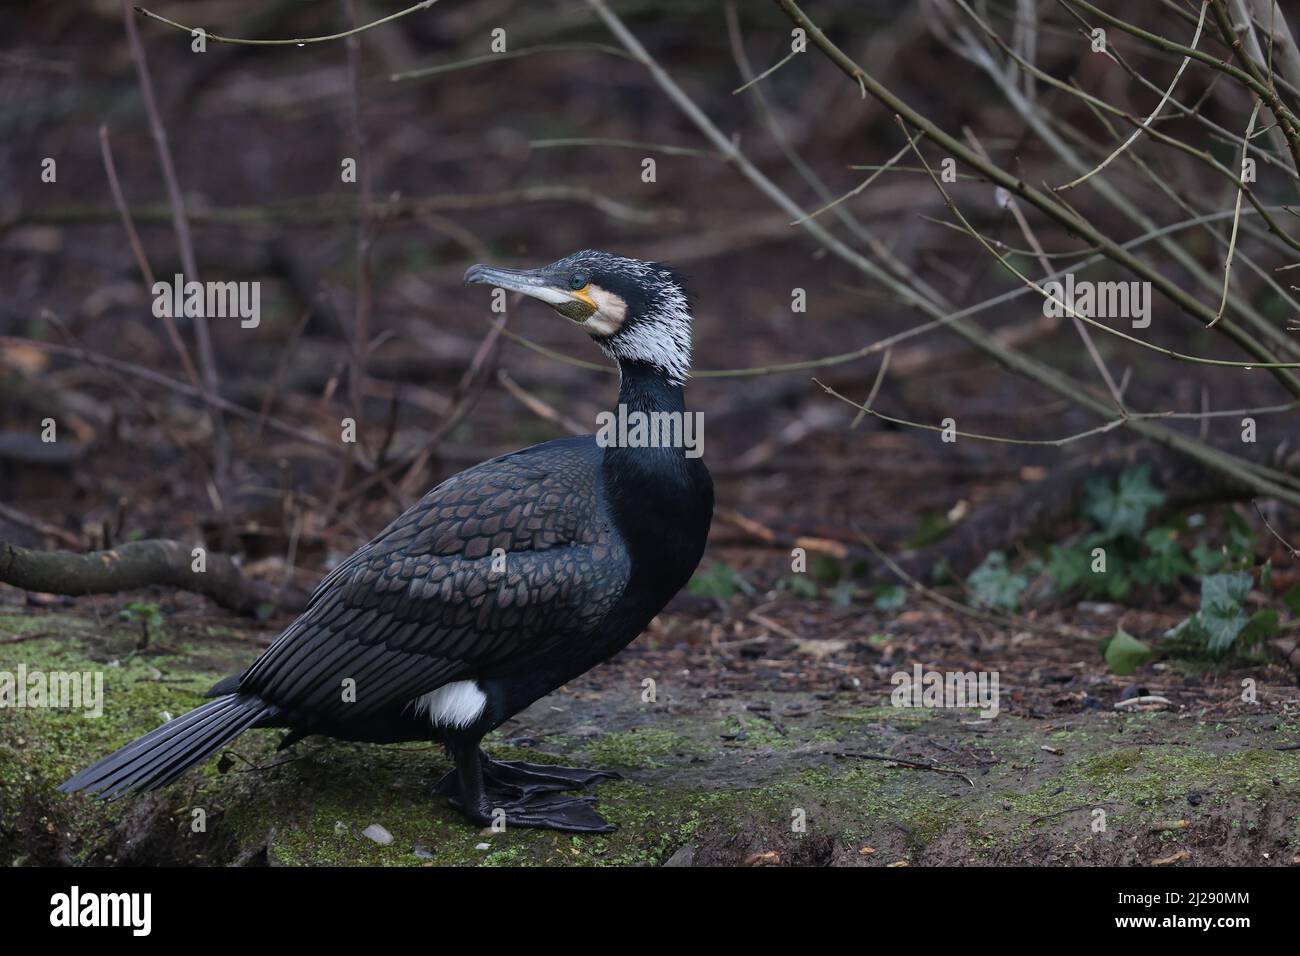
1, 0, 1298, 679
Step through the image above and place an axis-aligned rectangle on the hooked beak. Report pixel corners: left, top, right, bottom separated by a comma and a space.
463, 263, 595, 321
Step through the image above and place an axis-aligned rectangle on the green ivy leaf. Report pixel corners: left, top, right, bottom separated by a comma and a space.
1239, 609, 1280, 645
688, 562, 753, 599
1196, 571, 1253, 653
907, 511, 952, 549
809, 553, 842, 585
776, 575, 818, 599
1046, 544, 1089, 593
1139, 527, 1193, 585
966, 551, 1030, 613
1191, 543, 1226, 575
1222, 508, 1257, 564
828, 580, 859, 607
1102, 628, 1156, 676
1084, 466, 1164, 539
872, 584, 907, 611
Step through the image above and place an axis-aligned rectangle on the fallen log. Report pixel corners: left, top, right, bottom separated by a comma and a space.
0, 538, 307, 617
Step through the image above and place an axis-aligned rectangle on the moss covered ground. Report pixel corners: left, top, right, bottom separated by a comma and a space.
2, 610, 1298, 866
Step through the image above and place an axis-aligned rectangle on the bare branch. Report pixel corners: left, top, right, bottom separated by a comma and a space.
135, 0, 441, 47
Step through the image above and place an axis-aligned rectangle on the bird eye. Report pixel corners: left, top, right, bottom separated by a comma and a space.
570, 273, 589, 291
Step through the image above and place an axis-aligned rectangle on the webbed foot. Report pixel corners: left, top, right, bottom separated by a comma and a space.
436, 747, 621, 833
452, 790, 616, 833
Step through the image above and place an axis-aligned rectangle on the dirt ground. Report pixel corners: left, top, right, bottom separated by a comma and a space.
3, 591, 1298, 867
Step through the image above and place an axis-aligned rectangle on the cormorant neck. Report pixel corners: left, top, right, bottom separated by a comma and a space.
603, 358, 701, 527
602, 358, 695, 473
615, 359, 685, 415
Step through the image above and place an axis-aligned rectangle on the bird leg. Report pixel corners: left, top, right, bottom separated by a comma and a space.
437, 743, 619, 833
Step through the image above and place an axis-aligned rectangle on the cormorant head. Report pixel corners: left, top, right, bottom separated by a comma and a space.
464, 250, 692, 385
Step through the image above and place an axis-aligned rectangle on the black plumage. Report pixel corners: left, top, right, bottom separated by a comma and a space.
60, 251, 713, 832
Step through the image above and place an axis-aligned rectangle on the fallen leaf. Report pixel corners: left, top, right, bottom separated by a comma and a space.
1152, 850, 1189, 867
792, 536, 847, 559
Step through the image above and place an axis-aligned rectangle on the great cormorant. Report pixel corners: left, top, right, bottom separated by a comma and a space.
59, 250, 714, 833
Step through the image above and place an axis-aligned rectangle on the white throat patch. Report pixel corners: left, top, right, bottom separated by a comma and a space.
598, 285, 693, 385
411, 680, 487, 729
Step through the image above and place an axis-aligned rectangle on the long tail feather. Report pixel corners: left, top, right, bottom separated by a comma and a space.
58, 694, 271, 799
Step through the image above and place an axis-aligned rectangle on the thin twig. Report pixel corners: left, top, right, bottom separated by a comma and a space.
777, 0, 1300, 391
529, 137, 723, 160
397, 315, 507, 499
25, 187, 671, 227
964, 127, 1126, 411
344, 0, 374, 460
497, 369, 586, 435
1253, 499, 1300, 557
0, 502, 82, 549
967, 3, 1300, 360
135, 0, 441, 46
824, 750, 975, 787
122, 0, 229, 497
251, 308, 315, 446
852, 524, 1098, 642
588, 0, 1300, 507
790, 138, 920, 226
390, 42, 634, 81
1056, 1, 1210, 190
732, 49, 798, 94
1, 336, 374, 470
1063, 0, 1300, 173
851, 349, 891, 428
1212, 98, 1264, 326
817, 378, 1126, 446
900, 116, 1300, 370
96, 130, 155, 290
98, 124, 199, 391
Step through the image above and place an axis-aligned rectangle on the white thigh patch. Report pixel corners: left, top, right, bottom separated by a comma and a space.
411, 681, 486, 729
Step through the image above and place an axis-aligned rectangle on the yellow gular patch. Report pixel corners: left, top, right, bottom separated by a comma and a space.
582, 284, 628, 337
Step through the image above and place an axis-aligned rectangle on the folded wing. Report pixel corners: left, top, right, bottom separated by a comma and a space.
240, 437, 629, 722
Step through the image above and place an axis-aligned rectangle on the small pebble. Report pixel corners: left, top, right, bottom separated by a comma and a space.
362, 824, 393, 845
